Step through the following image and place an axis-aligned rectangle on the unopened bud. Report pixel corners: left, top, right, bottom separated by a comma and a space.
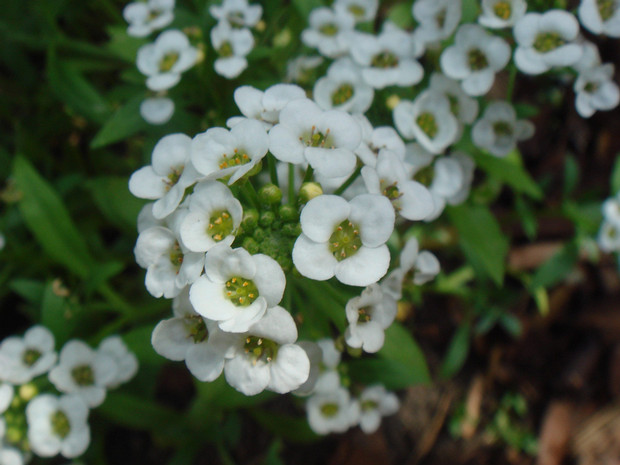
258, 183, 282, 205
242, 237, 260, 255
278, 205, 298, 222
386, 94, 401, 110
259, 211, 276, 227
19, 383, 38, 401
299, 182, 323, 203
242, 209, 259, 230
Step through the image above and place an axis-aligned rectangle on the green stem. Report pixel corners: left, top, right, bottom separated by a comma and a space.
97, 283, 134, 316
334, 166, 362, 196
288, 163, 296, 206
302, 166, 314, 184
241, 182, 260, 209
268, 153, 279, 186
506, 64, 518, 102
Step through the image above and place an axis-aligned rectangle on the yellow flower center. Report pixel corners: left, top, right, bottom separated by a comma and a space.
416, 112, 438, 139
224, 276, 259, 306
329, 220, 362, 261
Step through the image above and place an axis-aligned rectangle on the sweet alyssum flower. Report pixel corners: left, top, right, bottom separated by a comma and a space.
286, 55, 324, 83
227, 83, 306, 129
440, 24, 511, 97
137, 29, 198, 91
348, 22, 424, 90
313, 58, 374, 114
354, 115, 406, 168
574, 63, 620, 118
344, 283, 397, 353
293, 194, 395, 286
128, 133, 201, 219
301, 7, 355, 58
578, 0, 620, 37
412, 0, 461, 44
598, 220, 620, 252
223, 306, 310, 395
151, 289, 231, 382
97, 336, 138, 389
189, 244, 286, 333
306, 386, 360, 435
191, 119, 269, 185
140, 96, 175, 125
210, 20, 254, 79
179, 181, 243, 252
269, 98, 362, 179
123, 0, 175, 37
0, 446, 23, 465
478, 0, 527, 29
472, 101, 535, 157
393, 90, 459, 154
428, 73, 479, 126
0, 325, 57, 384
513, 10, 583, 75
356, 385, 400, 433
209, 0, 263, 28
334, 0, 378, 23
361, 149, 434, 221
48, 340, 118, 408
26, 394, 89, 458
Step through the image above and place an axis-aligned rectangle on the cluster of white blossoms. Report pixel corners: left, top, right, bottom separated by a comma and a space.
209, 0, 263, 79
123, 0, 620, 438
0, 327, 137, 462
598, 192, 620, 254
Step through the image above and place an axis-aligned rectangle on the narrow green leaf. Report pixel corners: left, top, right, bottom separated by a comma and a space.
90, 96, 149, 149
439, 323, 471, 379
249, 410, 319, 443
563, 155, 579, 197
10, 279, 45, 305
99, 392, 183, 431
447, 204, 509, 286
529, 241, 579, 290
13, 156, 94, 277
105, 26, 148, 62
611, 154, 620, 194
348, 358, 428, 389
473, 151, 542, 200
86, 176, 146, 230
378, 322, 430, 384
41, 281, 79, 346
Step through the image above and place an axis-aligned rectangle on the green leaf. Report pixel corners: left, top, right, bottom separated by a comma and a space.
387, 3, 414, 28
529, 241, 579, 290
41, 281, 79, 346
105, 26, 148, 62
447, 204, 509, 286
13, 156, 95, 277
9, 279, 45, 305
348, 358, 428, 389
99, 392, 184, 432
47, 48, 110, 123
378, 322, 430, 384
90, 95, 149, 149
611, 154, 620, 194
473, 151, 542, 200
292, 0, 324, 19
461, 0, 480, 22
563, 155, 579, 197
439, 322, 471, 379
249, 410, 319, 443
86, 176, 146, 231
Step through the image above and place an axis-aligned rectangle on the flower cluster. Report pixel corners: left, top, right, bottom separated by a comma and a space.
598, 192, 620, 253
0, 326, 137, 462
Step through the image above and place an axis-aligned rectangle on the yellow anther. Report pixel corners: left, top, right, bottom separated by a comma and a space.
227, 291, 233, 296
232, 278, 237, 283
348, 222, 353, 227
353, 230, 359, 235
266, 356, 272, 362
246, 337, 251, 343
337, 226, 343, 231
213, 234, 222, 241
242, 281, 249, 287
238, 297, 244, 303
248, 293, 255, 298
208, 223, 214, 229
214, 217, 222, 225
257, 338, 263, 345
222, 212, 230, 218
352, 245, 358, 250
333, 242, 339, 248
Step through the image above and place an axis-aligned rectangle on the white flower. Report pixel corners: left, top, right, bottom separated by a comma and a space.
293, 194, 394, 287
354, 115, 406, 168
0, 326, 57, 384
599, 219, 620, 252
348, 22, 424, 90
344, 284, 397, 353
429, 73, 479, 126
227, 83, 306, 129
334, 0, 378, 23
440, 24, 511, 96
269, 98, 362, 179
514, 10, 583, 75
129, 133, 201, 219
26, 394, 89, 458
292, 341, 322, 396
445, 152, 475, 207
313, 58, 374, 114
286, 55, 324, 83
137, 29, 198, 91
222, 306, 310, 395
134, 217, 205, 299
306, 386, 360, 434
0, 384, 13, 414
412, 0, 461, 44
573, 40, 602, 73
191, 119, 268, 184
393, 90, 459, 154
189, 244, 286, 333
179, 181, 243, 252
356, 385, 399, 433
361, 149, 434, 221
578, 0, 620, 37
301, 7, 355, 58
0, 447, 24, 465
574, 63, 620, 118
472, 101, 534, 157
211, 21, 254, 79
140, 97, 174, 125
123, 0, 175, 37
478, 0, 527, 29
48, 340, 118, 407
210, 0, 262, 28
603, 193, 620, 226
97, 336, 138, 388
151, 289, 231, 381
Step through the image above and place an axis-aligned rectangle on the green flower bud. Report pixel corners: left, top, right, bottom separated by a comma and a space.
242, 237, 260, 254
246, 160, 263, 177
253, 227, 266, 242
278, 204, 299, 222
242, 209, 259, 230
259, 211, 276, 227
299, 182, 323, 203
258, 183, 283, 205
282, 222, 302, 237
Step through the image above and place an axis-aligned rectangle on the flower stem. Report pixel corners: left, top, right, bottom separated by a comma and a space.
334, 166, 362, 196
268, 153, 279, 186
288, 163, 295, 205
